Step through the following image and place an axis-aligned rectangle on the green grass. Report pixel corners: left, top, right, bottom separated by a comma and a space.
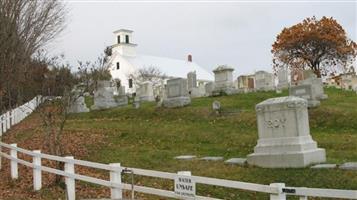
61, 88, 357, 199
0, 88, 348, 199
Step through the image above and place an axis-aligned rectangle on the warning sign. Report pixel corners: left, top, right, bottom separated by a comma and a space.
174, 174, 196, 199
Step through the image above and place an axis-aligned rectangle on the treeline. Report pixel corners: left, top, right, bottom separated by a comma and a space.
0, 0, 69, 112
0, 0, 114, 113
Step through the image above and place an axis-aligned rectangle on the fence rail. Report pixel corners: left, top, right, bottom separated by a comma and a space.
0, 96, 356, 200
0, 95, 42, 136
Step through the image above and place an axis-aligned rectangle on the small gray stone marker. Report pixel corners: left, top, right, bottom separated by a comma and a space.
200, 156, 224, 161
224, 158, 247, 166
339, 162, 357, 170
175, 155, 197, 160
311, 164, 337, 169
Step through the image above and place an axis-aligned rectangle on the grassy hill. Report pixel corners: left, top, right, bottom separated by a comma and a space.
2, 87, 357, 199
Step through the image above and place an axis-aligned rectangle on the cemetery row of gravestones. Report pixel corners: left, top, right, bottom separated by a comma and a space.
74, 66, 329, 111
65, 67, 357, 170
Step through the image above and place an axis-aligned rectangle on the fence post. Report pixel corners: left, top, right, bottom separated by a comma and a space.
10, 143, 18, 179
33, 150, 42, 191
6, 112, 10, 130
0, 138, 2, 170
3, 115, 7, 133
0, 117, 3, 136
64, 156, 75, 200
109, 163, 122, 199
270, 183, 286, 200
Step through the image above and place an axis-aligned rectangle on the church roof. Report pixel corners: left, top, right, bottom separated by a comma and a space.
124, 54, 214, 81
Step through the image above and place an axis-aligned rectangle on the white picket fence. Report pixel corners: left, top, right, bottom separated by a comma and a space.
0, 96, 356, 200
0, 95, 43, 136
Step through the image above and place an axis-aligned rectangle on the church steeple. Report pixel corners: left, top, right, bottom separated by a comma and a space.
112, 29, 137, 57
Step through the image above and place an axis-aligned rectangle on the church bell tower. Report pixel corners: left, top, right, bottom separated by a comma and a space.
112, 29, 137, 57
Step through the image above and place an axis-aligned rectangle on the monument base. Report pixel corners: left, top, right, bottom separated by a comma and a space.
163, 96, 191, 108
91, 96, 128, 110
247, 136, 326, 168
247, 148, 326, 168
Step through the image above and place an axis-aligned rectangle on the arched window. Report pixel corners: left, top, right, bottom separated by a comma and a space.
116, 62, 120, 70
125, 35, 129, 43
117, 35, 120, 44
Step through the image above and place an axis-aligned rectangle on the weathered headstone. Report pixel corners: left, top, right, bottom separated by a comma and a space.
204, 82, 214, 96
255, 71, 274, 91
67, 87, 89, 113
187, 71, 197, 89
137, 82, 155, 102
162, 78, 191, 108
212, 65, 237, 95
277, 68, 289, 89
133, 97, 140, 109
68, 96, 89, 113
339, 162, 357, 170
212, 101, 221, 114
300, 77, 328, 100
247, 96, 326, 168
91, 81, 128, 110
289, 84, 321, 108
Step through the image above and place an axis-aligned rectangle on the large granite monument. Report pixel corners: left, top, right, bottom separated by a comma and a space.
247, 96, 326, 168
162, 78, 191, 108
212, 65, 236, 95
255, 70, 274, 91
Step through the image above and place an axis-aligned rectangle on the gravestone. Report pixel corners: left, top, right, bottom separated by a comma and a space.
187, 71, 197, 89
255, 71, 274, 91
68, 96, 89, 113
162, 78, 191, 108
204, 82, 214, 96
247, 96, 326, 168
212, 65, 237, 95
277, 68, 289, 89
212, 101, 221, 114
289, 84, 320, 108
137, 82, 155, 102
300, 77, 328, 100
67, 87, 89, 113
133, 97, 140, 109
91, 81, 128, 110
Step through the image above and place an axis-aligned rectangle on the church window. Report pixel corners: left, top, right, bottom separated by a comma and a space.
116, 62, 120, 70
117, 35, 120, 44
125, 35, 129, 43
129, 79, 133, 88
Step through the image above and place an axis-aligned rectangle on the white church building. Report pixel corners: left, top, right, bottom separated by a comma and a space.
108, 29, 213, 94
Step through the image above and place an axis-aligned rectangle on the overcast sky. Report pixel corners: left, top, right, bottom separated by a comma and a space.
52, 1, 357, 76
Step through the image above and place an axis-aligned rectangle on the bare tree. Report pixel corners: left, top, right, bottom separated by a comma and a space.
0, 0, 67, 112
130, 66, 167, 88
